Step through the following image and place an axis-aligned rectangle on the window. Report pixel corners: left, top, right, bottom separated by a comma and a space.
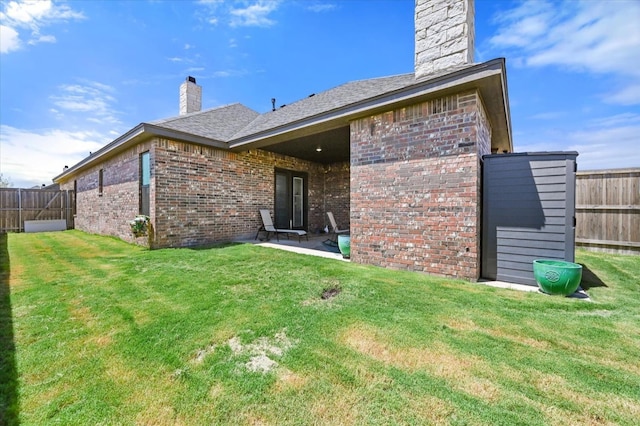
140, 152, 150, 215
98, 169, 104, 196
73, 180, 77, 214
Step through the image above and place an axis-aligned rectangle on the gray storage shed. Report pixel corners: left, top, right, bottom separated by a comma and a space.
482, 152, 578, 285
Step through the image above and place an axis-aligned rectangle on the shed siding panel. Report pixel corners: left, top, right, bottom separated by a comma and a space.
482, 152, 578, 285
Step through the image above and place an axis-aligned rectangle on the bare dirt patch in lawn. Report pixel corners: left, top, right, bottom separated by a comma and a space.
228, 329, 296, 374
321, 286, 341, 299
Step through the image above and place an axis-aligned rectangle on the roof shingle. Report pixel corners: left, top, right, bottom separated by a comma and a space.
151, 103, 260, 142
230, 73, 417, 140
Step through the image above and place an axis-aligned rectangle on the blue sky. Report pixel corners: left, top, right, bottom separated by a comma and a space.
1, 0, 639, 188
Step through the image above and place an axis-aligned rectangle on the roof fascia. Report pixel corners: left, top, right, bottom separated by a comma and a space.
498, 59, 514, 152
53, 124, 147, 183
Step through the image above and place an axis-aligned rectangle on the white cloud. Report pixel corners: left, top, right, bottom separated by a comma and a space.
0, 125, 107, 188
195, 0, 280, 28
229, 1, 280, 27
491, 0, 640, 105
28, 33, 55, 44
0, 0, 85, 53
603, 83, 640, 106
211, 69, 248, 78
0, 24, 20, 52
2, 0, 84, 24
49, 81, 121, 125
515, 113, 640, 170
2, 0, 55, 24
529, 111, 566, 120
307, 3, 336, 13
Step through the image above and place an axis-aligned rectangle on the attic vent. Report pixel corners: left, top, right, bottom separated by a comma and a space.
187, 76, 196, 83
427, 95, 458, 115
390, 95, 459, 123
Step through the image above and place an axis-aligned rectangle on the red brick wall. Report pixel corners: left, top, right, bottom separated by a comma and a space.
350, 90, 490, 280
61, 137, 345, 248
60, 142, 153, 245
152, 139, 327, 247
323, 161, 350, 232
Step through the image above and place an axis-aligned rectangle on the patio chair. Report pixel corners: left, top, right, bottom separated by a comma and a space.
327, 212, 349, 242
255, 209, 308, 242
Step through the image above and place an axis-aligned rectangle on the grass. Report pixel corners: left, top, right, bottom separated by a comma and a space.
1, 230, 639, 425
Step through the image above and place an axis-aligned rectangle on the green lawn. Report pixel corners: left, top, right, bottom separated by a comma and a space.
1, 231, 639, 425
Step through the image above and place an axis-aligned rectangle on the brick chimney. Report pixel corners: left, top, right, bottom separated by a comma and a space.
179, 76, 202, 115
415, 0, 475, 79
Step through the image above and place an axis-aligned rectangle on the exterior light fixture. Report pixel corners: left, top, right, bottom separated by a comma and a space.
316, 147, 322, 152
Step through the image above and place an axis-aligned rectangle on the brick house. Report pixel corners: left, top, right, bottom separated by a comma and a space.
54, 0, 512, 280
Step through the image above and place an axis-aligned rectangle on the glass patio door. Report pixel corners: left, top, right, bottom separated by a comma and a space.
292, 177, 303, 227
274, 169, 307, 230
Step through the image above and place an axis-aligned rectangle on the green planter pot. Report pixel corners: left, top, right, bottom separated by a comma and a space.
337, 234, 350, 259
533, 259, 582, 296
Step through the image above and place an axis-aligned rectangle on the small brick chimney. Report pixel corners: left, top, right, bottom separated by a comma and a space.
179, 76, 202, 115
415, 0, 475, 79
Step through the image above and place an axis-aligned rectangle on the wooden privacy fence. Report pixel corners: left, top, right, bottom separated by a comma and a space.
575, 168, 639, 254
0, 188, 75, 233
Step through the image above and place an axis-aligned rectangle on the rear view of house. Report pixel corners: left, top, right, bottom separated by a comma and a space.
54, 0, 513, 281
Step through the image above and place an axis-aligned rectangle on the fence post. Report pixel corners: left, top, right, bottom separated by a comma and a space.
18, 188, 22, 232
65, 190, 71, 229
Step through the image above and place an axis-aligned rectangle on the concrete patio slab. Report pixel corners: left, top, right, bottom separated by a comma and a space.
236, 234, 349, 261
476, 279, 590, 299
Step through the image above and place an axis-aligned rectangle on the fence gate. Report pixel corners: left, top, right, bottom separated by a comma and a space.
481, 152, 578, 286
0, 188, 75, 233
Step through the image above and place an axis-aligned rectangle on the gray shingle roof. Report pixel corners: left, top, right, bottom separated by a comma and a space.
230, 73, 417, 140
148, 66, 476, 143
150, 103, 260, 142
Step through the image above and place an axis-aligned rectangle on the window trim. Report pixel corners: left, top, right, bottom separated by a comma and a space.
139, 151, 150, 215
98, 169, 104, 196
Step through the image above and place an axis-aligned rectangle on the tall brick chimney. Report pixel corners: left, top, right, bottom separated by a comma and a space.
179, 76, 202, 115
415, 0, 475, 79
